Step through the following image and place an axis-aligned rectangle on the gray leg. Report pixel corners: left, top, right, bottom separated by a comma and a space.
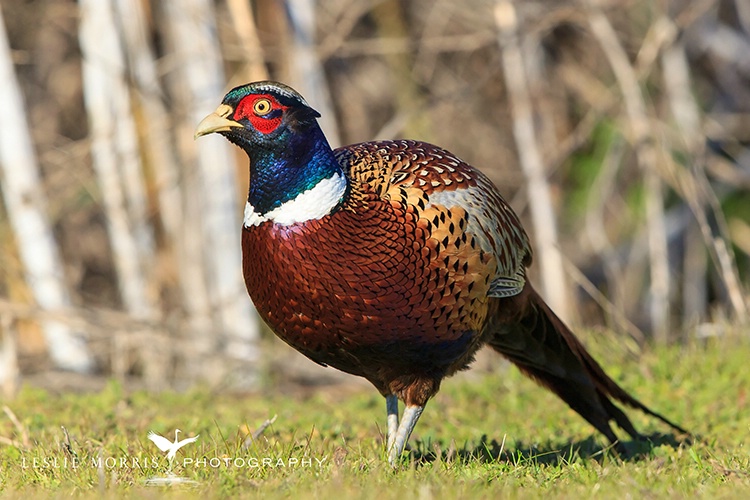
386, 394, 399, 452
387, 405, 424, 467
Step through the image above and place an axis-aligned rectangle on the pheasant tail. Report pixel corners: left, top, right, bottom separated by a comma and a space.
489, 284, 688, 444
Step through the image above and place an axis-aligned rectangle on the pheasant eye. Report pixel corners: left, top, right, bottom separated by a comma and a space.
253, 98, 273, 116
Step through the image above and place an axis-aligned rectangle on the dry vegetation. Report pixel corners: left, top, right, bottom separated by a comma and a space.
0, 0, 748, 389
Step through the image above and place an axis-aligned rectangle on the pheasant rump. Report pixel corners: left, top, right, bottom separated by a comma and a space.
195, 81, 686, 466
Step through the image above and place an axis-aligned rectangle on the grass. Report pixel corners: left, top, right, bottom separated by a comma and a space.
0, 335, 749, 498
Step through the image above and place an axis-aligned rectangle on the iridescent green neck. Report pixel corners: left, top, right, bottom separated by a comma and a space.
242, 126, 347, 226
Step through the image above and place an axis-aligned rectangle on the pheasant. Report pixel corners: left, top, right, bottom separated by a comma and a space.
195, 81, 686, 466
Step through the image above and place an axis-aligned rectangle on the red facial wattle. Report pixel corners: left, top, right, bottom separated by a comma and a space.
233, 94, 286, 134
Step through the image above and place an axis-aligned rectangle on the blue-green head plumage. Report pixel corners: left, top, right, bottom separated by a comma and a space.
196, 81, 346, 220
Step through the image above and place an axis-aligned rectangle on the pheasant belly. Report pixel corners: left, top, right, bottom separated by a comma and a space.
241, 204, 491, 398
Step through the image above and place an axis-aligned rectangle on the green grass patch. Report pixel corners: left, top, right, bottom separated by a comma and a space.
0, 336, 749, 498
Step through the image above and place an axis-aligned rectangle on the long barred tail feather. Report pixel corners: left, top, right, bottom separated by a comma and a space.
488, 284, 688, 444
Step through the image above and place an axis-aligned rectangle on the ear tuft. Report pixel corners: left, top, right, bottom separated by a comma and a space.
286, 105, 321, 131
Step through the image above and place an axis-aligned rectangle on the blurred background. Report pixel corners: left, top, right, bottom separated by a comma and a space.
0, 0, 748, 394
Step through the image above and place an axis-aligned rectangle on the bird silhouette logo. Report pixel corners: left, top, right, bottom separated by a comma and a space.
147, 429, 199, 462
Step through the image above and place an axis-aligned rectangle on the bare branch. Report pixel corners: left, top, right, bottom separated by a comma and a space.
3, 405, 29, 448
242, 414, 278, 449
586, 1, 671, 342
661, 25, 748, 323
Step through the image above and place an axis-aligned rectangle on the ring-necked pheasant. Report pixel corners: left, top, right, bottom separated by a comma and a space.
195, 81, 686, 466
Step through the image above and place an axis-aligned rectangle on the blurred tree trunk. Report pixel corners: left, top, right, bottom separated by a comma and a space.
371, 0, 432, 140
113, 0, 221, 354
162, 0, 260, 385
79, 0, 157, 318
286, 0, 341, 146
114, 0, 184, 257
0, 5, 93, 373
227, 0, 270, 82
494, 0, 573, 324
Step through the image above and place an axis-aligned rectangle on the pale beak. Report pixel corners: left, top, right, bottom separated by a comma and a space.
194, 104, 242, 139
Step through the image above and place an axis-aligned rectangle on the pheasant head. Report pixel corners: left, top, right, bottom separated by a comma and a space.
195, 81, 347, 226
